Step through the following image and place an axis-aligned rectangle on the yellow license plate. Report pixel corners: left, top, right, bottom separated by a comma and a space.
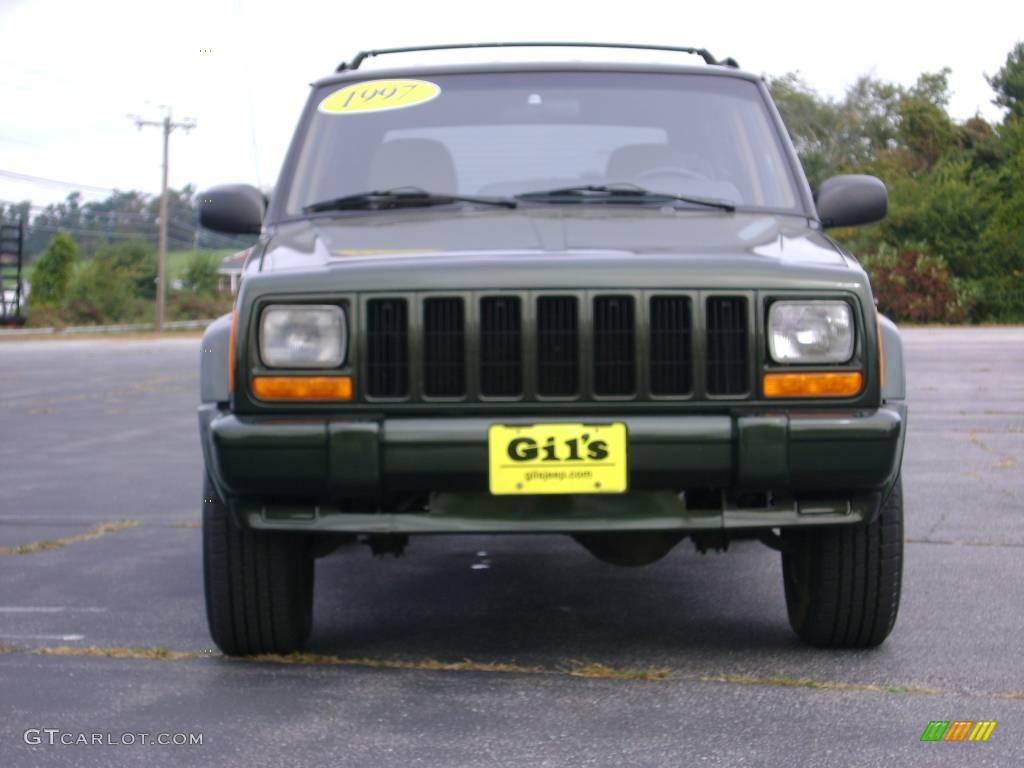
487, 423, 628, 495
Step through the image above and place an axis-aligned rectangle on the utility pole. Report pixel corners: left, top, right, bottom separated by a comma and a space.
132, 109, 195, 331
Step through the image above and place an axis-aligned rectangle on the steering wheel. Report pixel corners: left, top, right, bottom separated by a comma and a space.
632, 166, 708, 183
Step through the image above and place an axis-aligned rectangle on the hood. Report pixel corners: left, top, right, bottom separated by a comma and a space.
251, 208, 866, 293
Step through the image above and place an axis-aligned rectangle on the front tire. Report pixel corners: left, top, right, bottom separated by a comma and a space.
202, 473, 314, 656
781, 479, 903, 648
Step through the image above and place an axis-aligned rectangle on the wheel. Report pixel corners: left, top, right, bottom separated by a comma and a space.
202, 472, 314, 656
781, 478, 903, 648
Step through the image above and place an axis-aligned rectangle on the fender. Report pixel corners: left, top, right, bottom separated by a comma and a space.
878, 313, 906, 401
199, 313, 235, 510
199, 313, 233, 404
875, 312, 907, 512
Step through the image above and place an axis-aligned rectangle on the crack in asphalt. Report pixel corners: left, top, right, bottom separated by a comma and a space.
5, 645, 1022, 700
905, 537, 1024, 548
962, 429, 1018, 470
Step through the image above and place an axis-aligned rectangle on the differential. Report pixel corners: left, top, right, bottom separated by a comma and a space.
573, 531, 684, 567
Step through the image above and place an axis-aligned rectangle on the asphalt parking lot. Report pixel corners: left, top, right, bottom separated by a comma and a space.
1, 328, 1022, 767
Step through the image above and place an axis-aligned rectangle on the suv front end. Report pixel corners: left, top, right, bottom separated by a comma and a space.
196, 48, 906, 655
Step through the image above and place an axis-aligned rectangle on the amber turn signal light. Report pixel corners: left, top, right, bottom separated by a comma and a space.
251, 376, 353, 401
763, 371, 863, 398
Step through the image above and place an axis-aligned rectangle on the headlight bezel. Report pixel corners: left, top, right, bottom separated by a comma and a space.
767, 299, 857, 366
258, 303, 348, 369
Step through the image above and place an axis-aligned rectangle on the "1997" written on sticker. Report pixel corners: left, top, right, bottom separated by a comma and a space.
318, 79, 441, 115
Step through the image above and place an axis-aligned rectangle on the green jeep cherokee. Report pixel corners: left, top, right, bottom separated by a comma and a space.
197, 43, 907, 656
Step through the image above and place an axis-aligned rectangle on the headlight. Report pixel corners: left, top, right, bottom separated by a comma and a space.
259, 304, 346, 368
768, 301, 854, 364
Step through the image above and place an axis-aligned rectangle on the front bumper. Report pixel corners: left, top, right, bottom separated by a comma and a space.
198, 404, 906, 534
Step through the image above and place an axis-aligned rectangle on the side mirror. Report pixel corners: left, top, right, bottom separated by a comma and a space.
815, 175, 887, 228
199, 184, 265, 235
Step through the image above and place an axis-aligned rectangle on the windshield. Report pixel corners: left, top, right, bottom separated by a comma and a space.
283, 71, 801, 217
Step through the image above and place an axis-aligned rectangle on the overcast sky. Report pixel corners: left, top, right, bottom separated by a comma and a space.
0, 0, 1020, 207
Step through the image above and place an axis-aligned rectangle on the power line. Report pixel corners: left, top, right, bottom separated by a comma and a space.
0, 56, 132, 105
2, 200, 173, 220
0, 169, 117, 194
26, 222, 248, 249
0, 133, 43, 148
0, 188, 211, 220
5, 209, 250, 249
233, 0, 263, 187
27, 224, 158, 241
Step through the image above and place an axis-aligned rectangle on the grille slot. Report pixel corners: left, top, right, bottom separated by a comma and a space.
536, 296, 579, 396
479, 297, 523, 397
366, 298, 409, 398
423, 298, 465, 397
357, 291, 752, 403
706, 296, 749, 395
593, 296, 635, 395
649, 296, 692, 395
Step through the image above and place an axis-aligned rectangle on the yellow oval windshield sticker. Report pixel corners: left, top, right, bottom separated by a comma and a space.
318, 79, 441, 115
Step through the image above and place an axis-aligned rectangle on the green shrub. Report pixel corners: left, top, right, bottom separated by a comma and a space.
963, 273, 1024, 322
64, 258, 149, 324
977, 135, 1024, 277
181, 252, 221, 295
93, 240, 157, 300
28, 233, 78, 307
25, 304, 66, 329
166, 292, 233, 320
861, 246, 973, 323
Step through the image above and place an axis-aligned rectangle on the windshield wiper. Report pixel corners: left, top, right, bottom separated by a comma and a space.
304, 186, 517, 213
515, 183, 736, 212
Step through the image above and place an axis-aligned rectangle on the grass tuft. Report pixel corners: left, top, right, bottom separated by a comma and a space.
34, 645, 199, 661
0, 520, 140, 555
240, 653, 547, 675
16, 644, 1024, 700
565, 661, 671, 681
699, 673, 941, 696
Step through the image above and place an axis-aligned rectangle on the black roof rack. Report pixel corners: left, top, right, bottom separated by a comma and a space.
338, 42, 739, 72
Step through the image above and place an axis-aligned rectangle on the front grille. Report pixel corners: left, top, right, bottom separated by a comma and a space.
593, 296, 635, 395
706, 297, 749, 395
358, 292, 751, 402
480, 297, 522, 397
422, 298, 465, 397
649, 296, 692, 395
366, 298, 409, 397
536, 296, 579, 396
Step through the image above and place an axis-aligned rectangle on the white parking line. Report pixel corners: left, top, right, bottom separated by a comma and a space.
0, 607, 106, 613
0, 634, 85, 641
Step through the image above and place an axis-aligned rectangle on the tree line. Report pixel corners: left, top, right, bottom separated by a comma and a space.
769, 42, 1024, 322
26, 235, 234, 327
1, 185, 251, 326
0, 185, 253, 260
